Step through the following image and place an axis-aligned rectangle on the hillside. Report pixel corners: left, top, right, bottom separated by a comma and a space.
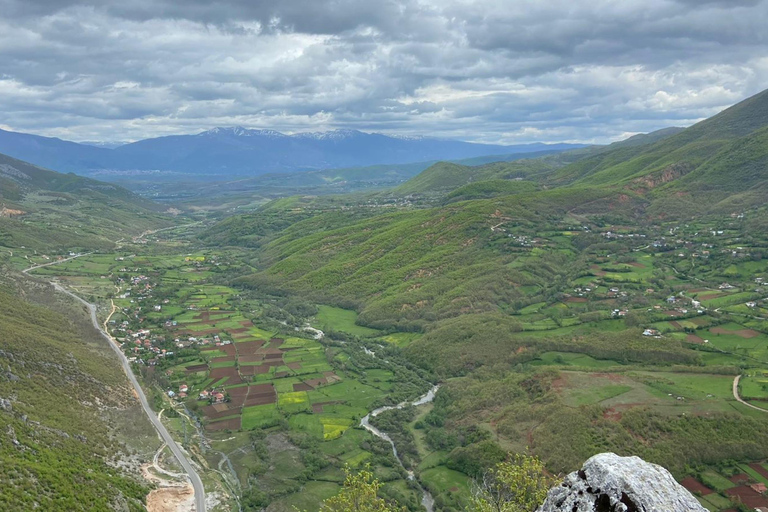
392, 127, 691, 197
0, 275, 155, 510
0, 152, 174, 253
549, 89, 768, 203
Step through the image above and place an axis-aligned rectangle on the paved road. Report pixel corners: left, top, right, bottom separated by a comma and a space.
24, 260, 207, 511
732, 375, 768, 414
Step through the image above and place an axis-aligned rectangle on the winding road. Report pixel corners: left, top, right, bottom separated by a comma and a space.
732, 375, 768, 414
24, 258, 207, 511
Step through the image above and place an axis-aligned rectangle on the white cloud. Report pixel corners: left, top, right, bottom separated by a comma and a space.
0, 0, 766, 143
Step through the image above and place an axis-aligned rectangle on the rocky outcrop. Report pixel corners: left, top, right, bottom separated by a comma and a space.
537, 453, 707, 512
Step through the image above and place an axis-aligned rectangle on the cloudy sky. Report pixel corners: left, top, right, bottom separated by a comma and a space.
1, 0, 767, 144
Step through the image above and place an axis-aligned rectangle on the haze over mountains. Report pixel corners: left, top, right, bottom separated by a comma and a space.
0, 127, 583, 180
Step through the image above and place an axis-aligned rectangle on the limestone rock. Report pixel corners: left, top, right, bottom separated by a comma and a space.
537, 453, 707, 512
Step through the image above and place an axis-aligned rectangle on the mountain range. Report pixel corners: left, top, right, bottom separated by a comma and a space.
0, 127, 584, 180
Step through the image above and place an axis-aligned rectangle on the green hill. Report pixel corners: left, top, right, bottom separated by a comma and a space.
0, 153, 174, 253
551, 89, 768, 196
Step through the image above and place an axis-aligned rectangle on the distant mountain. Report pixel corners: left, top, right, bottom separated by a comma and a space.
0, 126, 584, 179
0, 128, 111, 174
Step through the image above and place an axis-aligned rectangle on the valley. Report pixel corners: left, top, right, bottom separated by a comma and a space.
2, 88, 768, 512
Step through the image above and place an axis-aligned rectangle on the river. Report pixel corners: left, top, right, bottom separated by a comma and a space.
360, 385, 440, 512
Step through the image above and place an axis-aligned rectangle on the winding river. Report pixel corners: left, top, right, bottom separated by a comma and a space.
360, 385, 440, 512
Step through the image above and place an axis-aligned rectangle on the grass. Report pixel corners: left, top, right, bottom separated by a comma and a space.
241, 403, 282, 430
314, 305, 380, 336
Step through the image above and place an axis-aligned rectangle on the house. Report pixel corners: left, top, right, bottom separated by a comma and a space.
750, 482, 767, 494
213, 393, 225, 403
199, 390, 210, 400
643, 329, 660, 337
667, 296, 677, 304
167, 390, 176, 397
179, 384, 188, 393
154, 305, 162, 311
746, 302, 757, 308
178, 392, 187, 399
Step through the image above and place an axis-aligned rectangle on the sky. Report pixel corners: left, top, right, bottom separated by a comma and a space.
0, 0, 767, 145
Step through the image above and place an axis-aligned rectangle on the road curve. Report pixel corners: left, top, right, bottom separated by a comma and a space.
732, 375, 768, 414
24, 261, 207, 511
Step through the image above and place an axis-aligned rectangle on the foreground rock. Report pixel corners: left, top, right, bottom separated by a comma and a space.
537, 453, 707, 512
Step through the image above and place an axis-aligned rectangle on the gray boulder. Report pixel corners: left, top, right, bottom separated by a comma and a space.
537, 453, 707, 512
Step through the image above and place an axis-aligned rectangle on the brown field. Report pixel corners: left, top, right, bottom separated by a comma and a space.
229, 327, 249, 334
212, 356, 236, 364
238, 354, 265, 363
711, 327, 760, 338
680, 477, 712, 495
312, 401, 342, 414
209, 367, 243, 385
628, 262, 646, 268
749, 463, 768, 480
185, 364, 208, 373
725, 486, 768, 508
244, 395, 276, 407
566, 297, 588, 303
264, 353, 283, 360
240, 320, 254, 328
202, 405, 242, 420
729, 474, 750, 485
286, 362, 302, 370
670, 321, 682, 329
686, 334, 704, 344
207, 417, 241, 431
227, 386, 250, 397
274, 371, 289, 378
236, 340, 266, 354
293, 383, 314, 392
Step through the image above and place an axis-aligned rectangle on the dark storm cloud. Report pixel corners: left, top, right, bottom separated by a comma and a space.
0, 0, 767, 143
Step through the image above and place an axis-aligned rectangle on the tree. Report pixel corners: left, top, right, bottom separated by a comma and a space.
317, 465, 406, 512
469, 454, 555, 512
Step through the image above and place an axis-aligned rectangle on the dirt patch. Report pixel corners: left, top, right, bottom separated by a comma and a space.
311, 401, 342, 414
711, 327, 761, 338
680, 477, 713, 495
602, 407, 623, 422
685, 334, 704, 344
146, 484, 195, 512
323, 371, 342, 383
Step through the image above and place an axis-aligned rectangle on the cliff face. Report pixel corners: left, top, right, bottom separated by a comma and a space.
537, 453, 707, 512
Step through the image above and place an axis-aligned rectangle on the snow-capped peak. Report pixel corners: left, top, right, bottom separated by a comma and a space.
200, 127, 287, 138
